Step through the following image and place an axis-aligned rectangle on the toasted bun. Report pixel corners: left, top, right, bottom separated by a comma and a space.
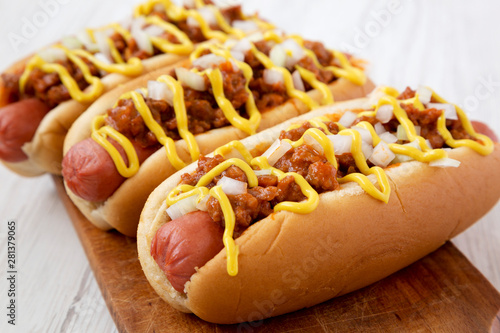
64, 76, 375, 237
1, 53, 186, 176
137, 103, 500, 324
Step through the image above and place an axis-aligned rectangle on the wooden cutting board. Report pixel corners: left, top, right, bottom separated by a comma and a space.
53, 176, 500, 332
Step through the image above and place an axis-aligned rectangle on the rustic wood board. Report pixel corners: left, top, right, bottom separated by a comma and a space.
53, 176, 500, 332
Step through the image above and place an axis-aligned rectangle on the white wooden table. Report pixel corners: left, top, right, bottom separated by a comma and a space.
1, 1, 499, 332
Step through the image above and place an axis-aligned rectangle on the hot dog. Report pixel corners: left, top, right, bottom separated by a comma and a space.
137, 86, 500, 324
0, 0, 272, 176
62, 34, 374, 237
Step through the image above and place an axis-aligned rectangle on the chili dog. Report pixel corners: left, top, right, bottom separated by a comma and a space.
0, 0, 271, 176
61, 35, 374, 236
137, 86, 500, 324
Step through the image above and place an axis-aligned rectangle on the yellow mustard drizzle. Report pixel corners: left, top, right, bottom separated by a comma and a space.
93, 74, 201, 175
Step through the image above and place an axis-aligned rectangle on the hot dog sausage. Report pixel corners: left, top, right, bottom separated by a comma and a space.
62, 138, 157, 202
471, 120, 498, 142
0, 98, 50, 162
150, 211, 224, 293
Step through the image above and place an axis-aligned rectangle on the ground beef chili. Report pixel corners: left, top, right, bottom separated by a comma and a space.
104, 61, 249, 149
353, 87, 476, 148
178, 128, 342, 237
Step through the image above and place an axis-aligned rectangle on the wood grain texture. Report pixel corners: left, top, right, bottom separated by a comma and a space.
52, 176, 500, 332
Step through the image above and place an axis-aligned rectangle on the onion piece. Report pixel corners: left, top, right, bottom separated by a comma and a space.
328, 134, 352, 155
269, 44, 286, 68
379, 131, 398, 144
427, 103, 458, 120
131, 17, 153, 55
148, 80, 173, 105
262, 139, 293, 166
281, 39, 305, 68
166, 196, 198, 220
175, 67, 206, 91
76, 30, 99, 52
352, 127, 373, 145
369, 141, 395, 167
397, 125, 421, 141
232, 20, 259, 32
374, 122, 386, 135
143, 24, 165, 37
94, 31, 112, 60
230, 50, 245, 62
192, 53, 226, 69
253, 169, 272, 176
245, 32, 264, 42
217, 176, 248, 195
338, 111, 357, 128
196, 195, 209, 212
429, 157, 461, 168
263, 69, 284, 86
38, 48, 67, 63
303, 134, 324, 155
376, 104, 394, 123
416, 86, 432, 104
361, 142, 374, 160
231, 38, 253, 53
292, 70, 305, 92
62, 36, 83, 50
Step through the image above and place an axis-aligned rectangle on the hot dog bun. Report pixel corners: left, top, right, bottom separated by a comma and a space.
1, 52, 185, 177
137, 96, 500, 324
63, 68, 374, 236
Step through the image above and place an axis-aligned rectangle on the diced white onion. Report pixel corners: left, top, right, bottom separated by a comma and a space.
175, 67, 206, 91
376, 104, 394, 124
269, 44, 286, 68
245, 32, 264, 42
131, 29, 153, 55
253, 169, 272, 176
353, 127, 373, 145
192, 53, 226, 69
262, 139, 292, 166
292, 70, 305, 92
281, 39, 305, 68
232, 20, 259, 32
392, 154, 413, 164
94, 31, 111, 59
263, 68, 284, 86
427, 103, 458, 120
135, 88, 147, 97
361, 142, 374, 160
217, 176, 248, 195
166, 196, 198, 220
199, 7, 217, 26
38, 48, 67, 63
196, 195, 209, 212
429, 157, 461, 168
143, 24, 165, 38
338, 111, 357, 128
76, 30, 99, 52
379, 131, 398, 144
230, 50, 245, 62
231, 38, 253, 53
328, 134, 352, 155
183, 0, 195, 8
94, 53, 111, 75
368, 141, 396, 167
416, 86, 432, 104
62, 36, 83, 50
425, 139, 433, 149
392, 140, 421, 163
131, 17, 153, 55
397, 125, 421, 141
374, 122, 386, 135
303, 134, 324, 155
148, 80, 173, 105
